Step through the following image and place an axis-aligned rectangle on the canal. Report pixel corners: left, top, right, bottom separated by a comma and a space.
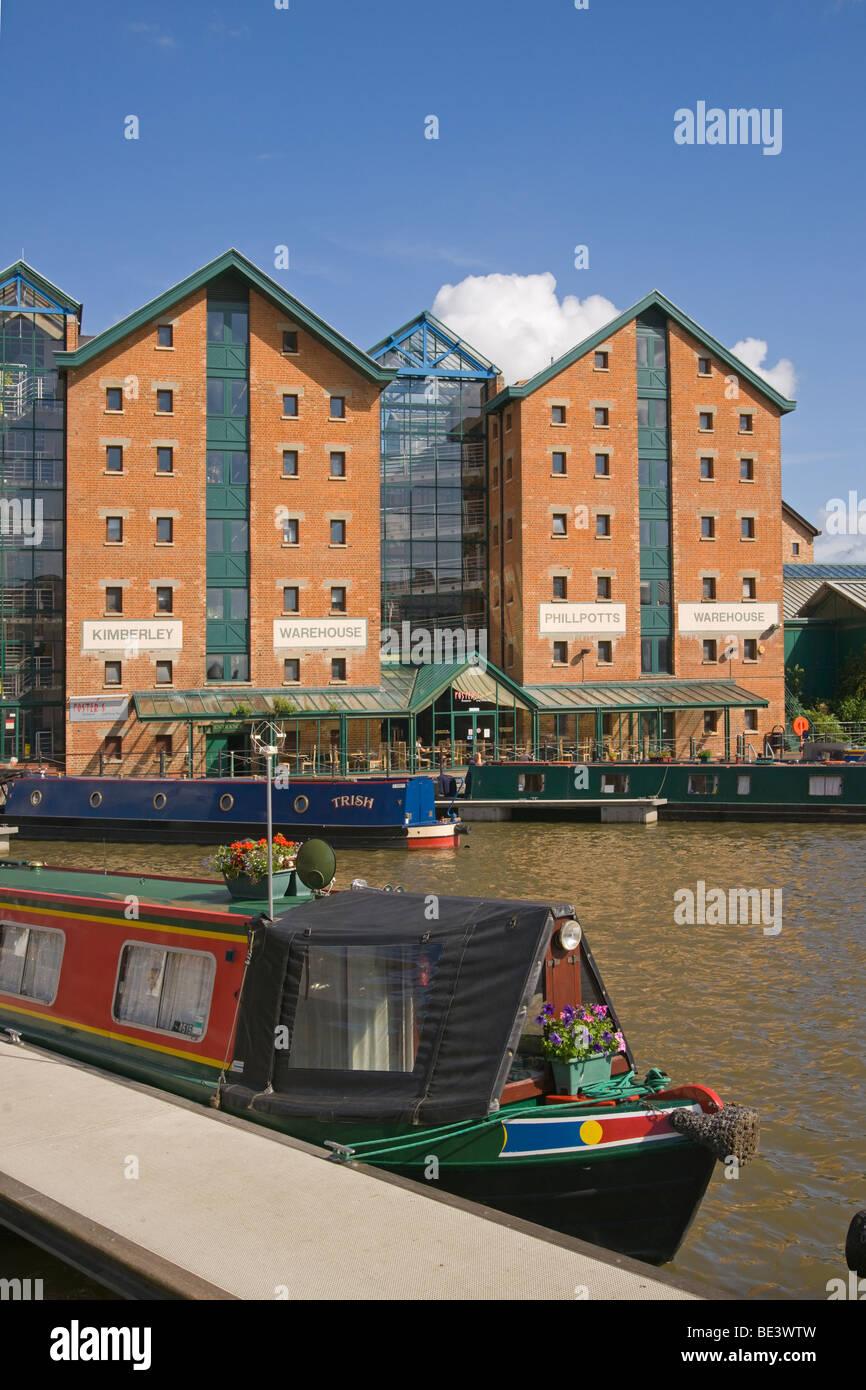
2, 820, 861, 1300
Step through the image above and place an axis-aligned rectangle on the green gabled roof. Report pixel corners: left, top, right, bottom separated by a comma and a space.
55, 249, 397, 384
405, 654, 540, 712
0, 260, 82, 318
525, 679, 768, 713
484, 289, 796, 414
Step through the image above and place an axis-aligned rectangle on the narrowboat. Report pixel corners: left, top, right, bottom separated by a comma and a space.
0, 848, 754, 1265
461, 757, 866, 822
0, 772, 462, 849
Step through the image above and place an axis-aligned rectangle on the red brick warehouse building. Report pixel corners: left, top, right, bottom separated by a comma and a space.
486, 291, 796, 759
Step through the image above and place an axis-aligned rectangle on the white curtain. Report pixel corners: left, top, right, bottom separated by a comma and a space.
21, 929, 64, 1004
0, 924, 29, 995
157, 951, 214, 1036
114, 945, 165, 1028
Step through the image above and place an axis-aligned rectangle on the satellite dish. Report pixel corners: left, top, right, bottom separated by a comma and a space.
296, 839, 336, 891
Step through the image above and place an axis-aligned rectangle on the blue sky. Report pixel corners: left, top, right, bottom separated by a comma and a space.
2, 0, 864, 554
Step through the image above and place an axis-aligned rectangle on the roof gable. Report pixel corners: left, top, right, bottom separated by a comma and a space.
54, 249, 396, 384
485, 289, 796, 414
0, 260, 82, 318
368, 310, 499, 378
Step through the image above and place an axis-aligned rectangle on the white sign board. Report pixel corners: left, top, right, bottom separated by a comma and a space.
273, 618, 368, 650
677, 603, 779, 634
82, 621, 183, 652
539, 603, 626, 635
69, 696, 129, 722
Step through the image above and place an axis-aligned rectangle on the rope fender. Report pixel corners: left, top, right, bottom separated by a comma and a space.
669, 1101, 760, 1165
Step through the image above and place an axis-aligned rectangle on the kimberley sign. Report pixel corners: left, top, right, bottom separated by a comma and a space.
82, 621, 182, 652
678, 603, 779, 634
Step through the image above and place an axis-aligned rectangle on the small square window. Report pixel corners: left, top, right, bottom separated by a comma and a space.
594, 351, 609, 369
105, 661, 122, 686
598, 640, 612, 663
106, 516, 123, 543
105, 586, 123, 613
282, 330, 298, 353
552, 576, 567, 600
330, 451, 346, 477
704, 710, 719, 734
330, 396, 346, 419
330, 519, 346, 545
505, 517, 513, 541
492, 465, 499, 488
744, 709, 758, 731
282, 450, 298, 477
284, 659, 300, 682
156, 660, 173, 684
331, 586, 347, 613
492, 524, 499, 548
505, 411, 513, 432
551, 406, 566, 425
701, 516, 715, 539
702, 577, 717, 600
699, 412, 713, 431
553, 641, 568, 665
594, 453, 610, 477
104, 735, 122, 760
703, 639, 717, 662
741, 516, 756, 539
106, 445, 123, 473
594, 407, 609, 427
700, 457, 714, 479
105, 387, 123, 412
506, 643, 514, 667
283, 586, 299, 613
155, 734, 173, 757
156, 390, 173, 414
156, 586, 173, 613
283, 518, 299, 545
157, 324, 173, 348
552, 513, 568, 536
156, 447, 173, 473
283, 394, 299, 417
792, 541, 800, 556
742, 577, 756, 600
744, 639, 758, 661
505, 457, 513, 481
740, 458, 754, 480
156, 517, 173, 543
739, 413, 753, 432
596, 513, 611, 537
552, 452, 567, 475
331, 658, 346, 682
697, 357, 711, 375
597, 576, 611, 600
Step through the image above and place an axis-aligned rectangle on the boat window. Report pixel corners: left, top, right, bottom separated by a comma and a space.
737, 776, 751, 795
517, 773, 545, 793
0, 924, 65, 1004
687, 774, 719, 795
808, 775, 842, 797
285, 942, 443, 1073
113, 944, 215, 1040
601, 774, 629, 794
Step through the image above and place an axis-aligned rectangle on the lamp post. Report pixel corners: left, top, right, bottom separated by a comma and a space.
252, 725, 280, 920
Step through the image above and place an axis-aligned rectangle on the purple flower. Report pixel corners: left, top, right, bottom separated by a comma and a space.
550, 1031, 563, 1048
535, 1013, 546, 1025
591, 1042, 603, 1053
561, 1004, 576, 1024
577, 1007, 589, 1022
541, 1002, 555, 1018
602, 1030, 613, 1043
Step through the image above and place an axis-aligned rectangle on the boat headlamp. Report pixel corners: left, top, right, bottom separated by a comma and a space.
557, 919, 582, 952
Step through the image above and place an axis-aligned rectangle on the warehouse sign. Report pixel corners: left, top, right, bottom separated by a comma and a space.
69, 696, 129, 723
539, 603, 626, 635
678, 603, 779, 634
273, 618, 368, 650
82, 621, 183, 652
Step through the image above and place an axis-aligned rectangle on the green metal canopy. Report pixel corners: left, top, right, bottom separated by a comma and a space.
525, 679, 768, 712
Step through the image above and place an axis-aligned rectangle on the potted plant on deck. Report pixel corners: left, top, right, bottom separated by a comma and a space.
211, 835, 301, 901
537, 1001, 626, 1095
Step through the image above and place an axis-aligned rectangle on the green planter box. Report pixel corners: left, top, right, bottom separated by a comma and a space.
223, 869, 294, 901
551, 1053, 613, 1095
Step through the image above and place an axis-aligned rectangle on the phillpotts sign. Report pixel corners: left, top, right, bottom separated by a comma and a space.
273, 619, 368, 650
677, 603, 779, 634
539, 603, 626, 635
82, 622, 183, 652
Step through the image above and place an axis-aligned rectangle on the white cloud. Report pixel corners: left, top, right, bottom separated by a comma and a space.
128, 22, 176, 49
813, 505, 866, 563
431, 271, 620, 383
729, 337, 797, 399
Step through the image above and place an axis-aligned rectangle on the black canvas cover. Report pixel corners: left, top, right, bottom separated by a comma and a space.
221, 888, 557, 1128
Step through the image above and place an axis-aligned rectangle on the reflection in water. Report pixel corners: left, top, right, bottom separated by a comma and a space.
7, 820, 864, 1300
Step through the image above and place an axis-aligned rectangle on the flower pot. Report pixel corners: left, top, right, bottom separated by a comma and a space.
223, 869, 294, 901
551, 1053, 614, 1095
